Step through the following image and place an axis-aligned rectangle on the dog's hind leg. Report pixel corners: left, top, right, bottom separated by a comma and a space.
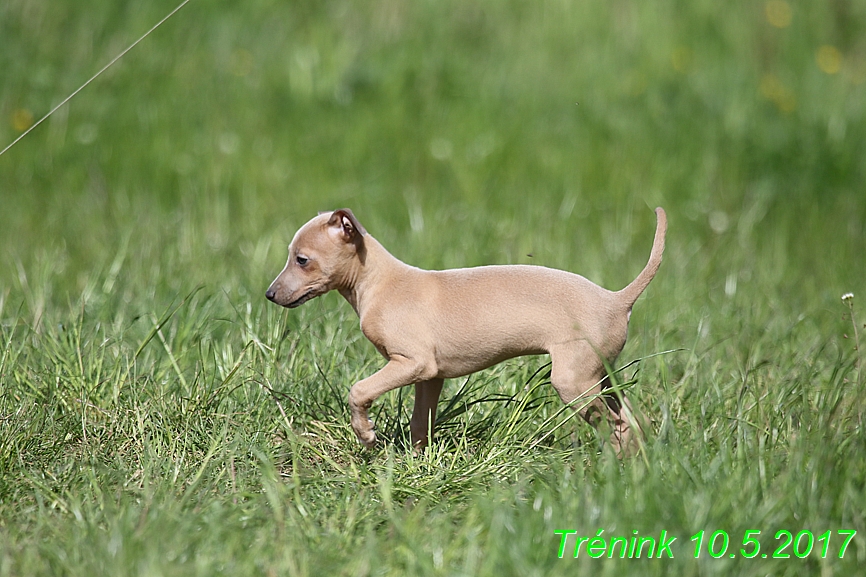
410, 378, 444, 451
549, 344, 640, 457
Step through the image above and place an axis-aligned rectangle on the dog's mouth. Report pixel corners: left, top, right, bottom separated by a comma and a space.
287, 290, 316, 308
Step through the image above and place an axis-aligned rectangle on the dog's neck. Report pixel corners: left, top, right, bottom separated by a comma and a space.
337, 234, 408, 316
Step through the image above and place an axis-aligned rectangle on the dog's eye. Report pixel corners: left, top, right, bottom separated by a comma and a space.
296, 255, 309, 267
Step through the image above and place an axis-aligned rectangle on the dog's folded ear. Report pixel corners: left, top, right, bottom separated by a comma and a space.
328, 208, 367, 243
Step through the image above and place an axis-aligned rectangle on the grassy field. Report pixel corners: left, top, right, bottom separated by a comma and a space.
1, 0, 865, 575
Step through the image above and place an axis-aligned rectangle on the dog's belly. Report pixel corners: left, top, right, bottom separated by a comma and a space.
433, 344, 548, 379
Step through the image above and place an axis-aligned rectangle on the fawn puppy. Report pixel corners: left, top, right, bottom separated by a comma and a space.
267, 208, 666, 455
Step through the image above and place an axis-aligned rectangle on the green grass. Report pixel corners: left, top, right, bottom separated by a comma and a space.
1, 0, 865, 575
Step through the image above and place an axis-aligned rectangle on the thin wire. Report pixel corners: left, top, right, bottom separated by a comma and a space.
0, 0, 193, 158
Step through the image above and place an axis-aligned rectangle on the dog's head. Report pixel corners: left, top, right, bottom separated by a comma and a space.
266, 209, 367, 308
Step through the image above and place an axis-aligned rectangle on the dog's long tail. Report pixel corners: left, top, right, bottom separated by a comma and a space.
616, 207, 667, 309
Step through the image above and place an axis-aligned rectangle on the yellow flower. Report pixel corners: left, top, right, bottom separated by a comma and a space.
765, 0, 792, 28
759, 74, 796, 113
816, 45, 842, 75
11, 108, 34, 132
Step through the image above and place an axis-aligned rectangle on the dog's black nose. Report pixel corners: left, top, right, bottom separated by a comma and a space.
265, 289, 276, 301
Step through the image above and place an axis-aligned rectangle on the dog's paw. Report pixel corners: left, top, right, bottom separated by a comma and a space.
356, 427, 377, 449
352, 417, 377, 449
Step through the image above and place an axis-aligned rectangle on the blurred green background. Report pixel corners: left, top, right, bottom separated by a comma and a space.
1, 1, 865, 575
2, 0, 863, 306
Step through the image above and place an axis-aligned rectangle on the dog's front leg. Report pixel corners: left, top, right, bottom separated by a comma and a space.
410, 378, 444, 451
349, 357, 432, 449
